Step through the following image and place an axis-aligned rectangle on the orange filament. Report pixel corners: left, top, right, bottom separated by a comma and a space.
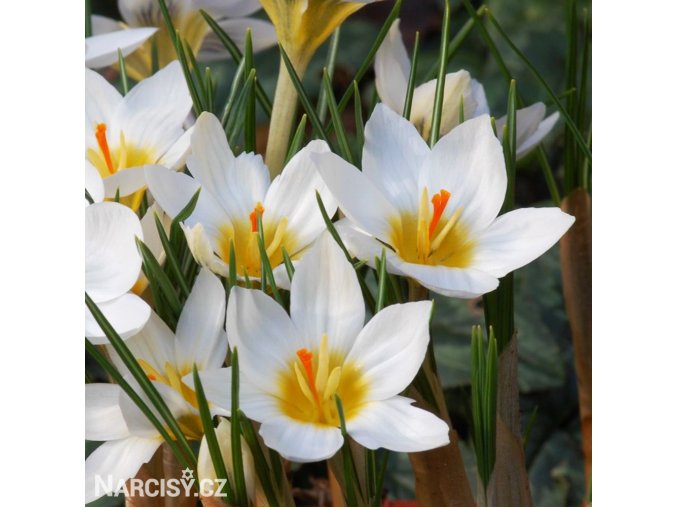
296, 348, 321, 405
147, 374, 157, 381
249, 203, 265, 232
95, 123, 115, 175
429, 189, 451, 238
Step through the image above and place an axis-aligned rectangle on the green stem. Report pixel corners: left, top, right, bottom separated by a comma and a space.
266, 56, 308, 177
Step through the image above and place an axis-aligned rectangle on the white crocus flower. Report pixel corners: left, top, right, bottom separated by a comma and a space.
91, 0, 277, 80
314, 104, 575, 298
146, 111, 337, 289
193, 233, 450, 463
86, 60, 192, 210
85, 26, 157, 69
85, 269, 229, 503
374, 20, 558, 158
85, 201, 150, 343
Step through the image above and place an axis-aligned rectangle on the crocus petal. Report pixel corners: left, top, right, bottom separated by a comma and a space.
227, 287, 303, 393
85, 68, 122, 148
187, 112, 269, 219
118, 0, 183, 27
469, 79, 490, 117
85, 437, 162, 504
114, 61, 191, 158
175, 269, 228, 370
333, 220, 396, 270
345, 301, 431, 401
392, 261, 499, 298
85, 384, 130, 441
110, 312, 176, 373
374, 19, 409, 114
183, 367, 232, 417
362, 104, 429, 213
91, 14, 124, 35
103, 165, 149, 198
422, 114, 507, 235
514, 111, 559, 158
139, 204, 168, 263
145, 165, 227, 240
182, 223, 230, 277
199, 18, 278, 62
471, 207, 575, 278
157, 125, 194, 170
264, 140, 337, 251
259, 416, 343, 463
291, 232, 365, 353
347, 396, 449, 452
314, 151, 401, 244
85, 293, 151, 344
86, 160, 105, 204
85, 201, 143, 301
85, 27, 158, 69
495, 103, 560, 160
194, 0, 263, 18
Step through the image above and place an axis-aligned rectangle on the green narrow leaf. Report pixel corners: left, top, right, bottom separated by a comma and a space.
353, 82, 365, 155
577, 8, 591, 190
169, 188, 201, 248
284, 114, 308, 164
229, 348, 248, 504
374, 450, 390, 506
334, 0, 402, 115
458, 94, 465, 124
200, 9, 273, 117
154, 213, 190, 298
205, 66, 214, 113
322, 67, 354, 164
461, 1, 512, 83
256, 210, 267, 293
535, 147, 562, 206
429, 0, 452, 146
502, 80, 517, 213
335, 395, 359, 506
279, 47, 330, 143
225, 68, 257, 142
522, 406, 538, 448
151, 35, 159, 74
85, 339, 193, 471
136, 238, 182, 317
184, 38, 208, 106
403, 31, 420, 121
192, 365, 235, 500
256, 213, 284, 305
243, 29, 257, 153
221, 58, 246, 126
238, 410, 280, 504
117, 49, 129, 95
281, 246, 295, 281
85, 0, 92, 37
375, 248, 388, 313
422, 12, 477, 81
85, 295, 197, 469
484, 9, 592, 161
317, 28, 341, 123
228, 240, 237, 290
176, 34, 205, 114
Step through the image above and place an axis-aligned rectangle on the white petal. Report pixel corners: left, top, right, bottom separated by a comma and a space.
103, 165, 149, 198
226, 287, 302, 393
199, 18, 278, 62
114, 61, 191, 158
91, 14, 124, 35
86, 160, 105, 204
345, 301, 431, 400
118, 0, 183, 27
111, 311, 177, 372
85, 68, 122, 148
139, 204, 168, 263
85, 437, 162, 504
85, 201, 143, 301
422, 114, 506, 235
85, 27, 157, 69
314, 150, 400, 244
157, 125, 194, 170
410, 70, 473, 138
471, 207, 575, 278
182, 223, 230, 277
374, 19, 409, 114
515, 111, 559, 158
333, 219, 393, 270
347, 396, 449, 452
85, 384, 130, 441
145, 165, 227, 241
194, 0, 263, 18
265, 140, 337, 251
187, 112, 269, 219
290, 232, 364, 353
259, 416, 343, 463
469, 79, 490, 117
392, 261, 499, 298
175, 269, 228, 370
85, 293, 152, 344
362, 104, 429, 213
183, 367, 232, 417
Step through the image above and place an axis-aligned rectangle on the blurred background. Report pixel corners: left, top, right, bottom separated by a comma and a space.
89, 0, 591, 504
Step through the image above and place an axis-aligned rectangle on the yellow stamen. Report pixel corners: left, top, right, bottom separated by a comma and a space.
323, 366, 342, 402
265, 217, 288, 260
314, 335, 329, 394
95, 123, 115, 175
429, 189, 451, 239
430, 206, 463, 252
249, 203, 265, 232
296, 348, 321, 407
417, 187, 431, 261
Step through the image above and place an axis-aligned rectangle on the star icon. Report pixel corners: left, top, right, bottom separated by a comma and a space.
181, 468, 194, 480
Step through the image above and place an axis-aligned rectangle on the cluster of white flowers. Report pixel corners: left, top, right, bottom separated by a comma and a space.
85, 1, 574, 503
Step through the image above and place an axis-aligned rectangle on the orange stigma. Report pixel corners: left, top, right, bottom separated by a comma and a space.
95, 123, 115, 175
249, 203, 265, 232
296, 348, 321, 405
429, 189, 451, 238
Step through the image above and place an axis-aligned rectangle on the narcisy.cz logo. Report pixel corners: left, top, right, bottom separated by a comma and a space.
95, 468, 228, 498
